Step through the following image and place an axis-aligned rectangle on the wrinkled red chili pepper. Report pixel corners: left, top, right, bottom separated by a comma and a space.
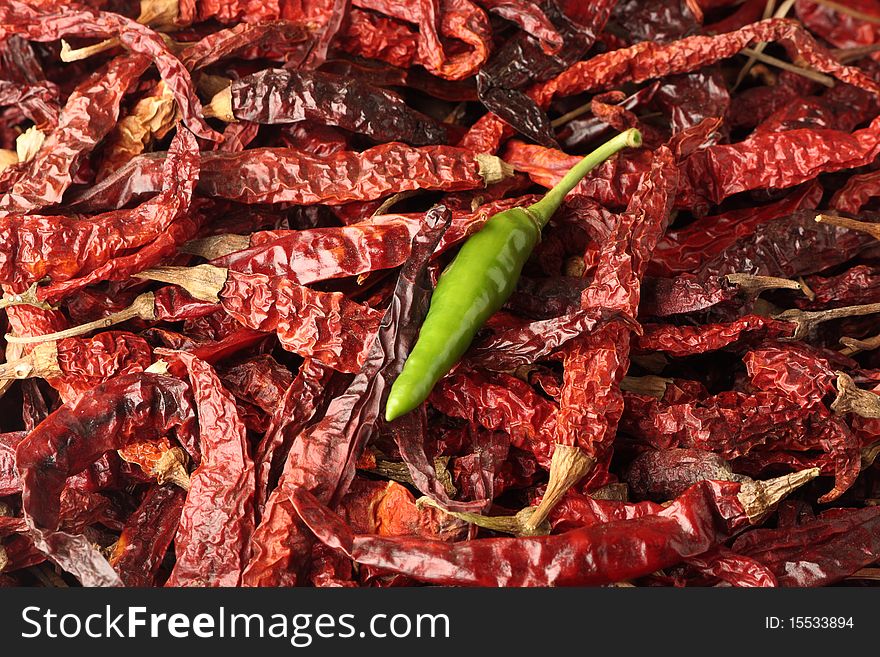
108, 484, 186, 587
290, 474, 812, 586
0, 54, 149, 215
210, 68, 451, 146
164, 352, 255, 587
68, 142, 506, 211
1, 2, 879, 590
0, 126, 198, 298
0, 1, 218, 140
243, 205, 450, 586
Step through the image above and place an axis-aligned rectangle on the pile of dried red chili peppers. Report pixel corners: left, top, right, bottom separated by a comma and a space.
2, 0, 880, 588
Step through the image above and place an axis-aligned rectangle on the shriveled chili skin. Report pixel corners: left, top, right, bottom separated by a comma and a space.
109, 484, 186, 587
179, 20, 313, 70
51, 332, 155, 403
166, 353, 255, 587
0, 54, 149, 216
220, 271, 384, 373
732, 506, 880, 587
290, 479, 746, 586
634, 316, 796, 357
0, 127, 198, 295
230, 68, 450, 146
352, 0, 492, 80
462, 18, 880, 153
16, 373, 195, 532
475, 0, 614, 146
0, 1, 218, 140
71, 143, 496, 210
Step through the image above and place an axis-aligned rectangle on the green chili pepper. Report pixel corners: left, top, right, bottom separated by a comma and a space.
384, 128, 643, 422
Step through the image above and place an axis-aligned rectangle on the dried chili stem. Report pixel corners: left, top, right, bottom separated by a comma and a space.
0, 149, 16, 173
620, 375, 671, 399
773, 302, 880, 340
29, 564, 68, 587
524, 444, 595, 532
734, 0, 783, 89
815, 213, 880, 240
0, 283, 55, 312
372, 191, 419, 217
840, 333, 880, 356
832, 44, 880, 63
861, 441, 880, 468
475, 154, 514, 186
4, 292, 156, 344
366, 456, 457, 497
735, 0, 801, 88
138, 0, 180, 29
0, 342, 61, 380
812, 0, 880, 24
181, 234, 250, 260
136, 265, 228, 302
16, 127, 45, 162
737, 468, 820, 523
739, 47, 835, 87
830, 371, 880, 419
797, 276, 816, 301
726, 273, 803, 296
60, 38, 121, 62
197, 73, 233, 100
202, 85, 235, 122
153, 447, 191, 491
551, 100, 593, 128
417, 497, 550, 537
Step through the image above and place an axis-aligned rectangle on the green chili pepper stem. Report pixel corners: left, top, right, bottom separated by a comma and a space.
527, 127, 642, 228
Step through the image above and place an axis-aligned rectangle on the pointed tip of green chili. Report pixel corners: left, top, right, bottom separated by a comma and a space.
384, 394, 408, 423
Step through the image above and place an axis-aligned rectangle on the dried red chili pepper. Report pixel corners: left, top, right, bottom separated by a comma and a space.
795, 0, 880, 52
353, 0, 492, 80
0, 54, 149, 215
462, 18, 880, 153
14, 373, 194, 585
206, 68, 451, 146
683, 547, 777, 587
335, 8, 419, 69
732, 505, 880, 586
0, 331, 153, 403
649, 183, 823, 277
624, 448, 747, 503
242, 205, 450, 586
475, 0, 614, 146
68, 142, 508, 211
430, 367, 556, 465
211, 198, 521, 282
0, 431, 25, 495
164, 352, 255, 586
16, 373, 194, 531
0, 1, 218, 140
2, 0, 880, 591
697, 211, 879, 282
290, 472, 815, 586
634, 315, 796, 357
108, 484, 185, 586
178, 20, 312, 70
0, 126, 198, 299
